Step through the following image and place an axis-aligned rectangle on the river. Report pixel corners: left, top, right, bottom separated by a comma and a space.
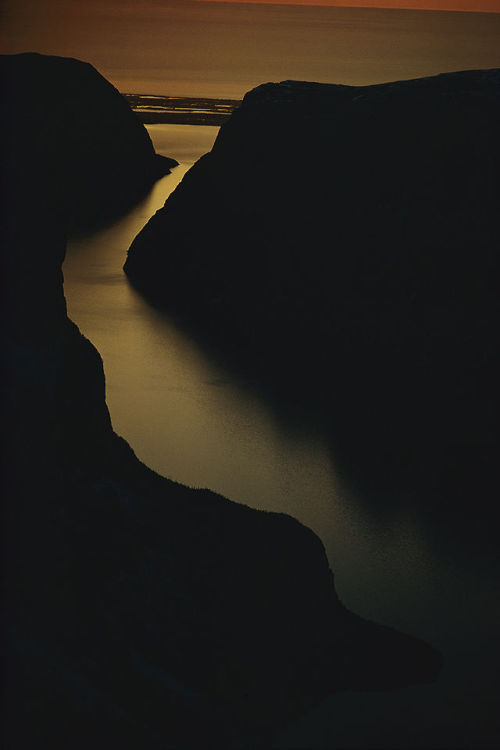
63, 123, 498, 748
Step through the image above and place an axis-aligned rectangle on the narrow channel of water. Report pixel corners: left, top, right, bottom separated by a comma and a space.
63, 123, 499, 748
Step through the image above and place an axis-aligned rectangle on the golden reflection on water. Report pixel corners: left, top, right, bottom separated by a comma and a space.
66, 195, 339, 527
64, 127, 382, 606
62, 128, 500, 750
63, 126, 494, 677
64, 125, 338, 526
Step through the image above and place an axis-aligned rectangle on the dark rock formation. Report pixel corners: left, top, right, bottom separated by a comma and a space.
1, 60, 441, 747
0, 53, 177, 230
124, 70, 499, 443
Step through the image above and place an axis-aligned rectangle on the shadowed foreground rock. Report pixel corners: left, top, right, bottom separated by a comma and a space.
0, 53, 177, 230
125, 69, 499, 444
2, 60, 441, 748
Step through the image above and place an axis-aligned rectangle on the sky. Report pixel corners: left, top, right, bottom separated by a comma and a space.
196, 0, 500, 10
1, 0, 499, 97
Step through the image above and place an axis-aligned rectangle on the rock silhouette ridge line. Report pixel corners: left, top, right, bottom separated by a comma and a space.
124, 69, 499, 443
0, 52, 178, 232
2, 57, 441, 748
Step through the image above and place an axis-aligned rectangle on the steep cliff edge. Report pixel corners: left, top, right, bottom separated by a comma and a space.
0, 53, 177, 230
2, 60, 441, 746
125, 70, 499, 442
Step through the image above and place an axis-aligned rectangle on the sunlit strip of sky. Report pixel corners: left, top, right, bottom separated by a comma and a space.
196, 0, 500, 12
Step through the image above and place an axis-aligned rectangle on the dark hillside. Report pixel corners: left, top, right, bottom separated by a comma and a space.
125, 70, 499, 447
0, 53, 177, 230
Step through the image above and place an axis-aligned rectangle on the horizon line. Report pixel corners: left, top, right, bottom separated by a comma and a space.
194, 0, 500, 14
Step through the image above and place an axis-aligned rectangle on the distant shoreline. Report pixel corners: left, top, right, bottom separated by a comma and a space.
123, 93, 241, 126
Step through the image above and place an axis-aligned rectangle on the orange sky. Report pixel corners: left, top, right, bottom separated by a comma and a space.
196, 0, 500, 11
1, 0, 499, 97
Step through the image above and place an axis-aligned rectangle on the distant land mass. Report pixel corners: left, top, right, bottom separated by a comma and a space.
124, 93, 241, 126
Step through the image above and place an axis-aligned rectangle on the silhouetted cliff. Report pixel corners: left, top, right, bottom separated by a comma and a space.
125, 70, 499, 442
2, 58, 441, 747
0, 53, 177, 230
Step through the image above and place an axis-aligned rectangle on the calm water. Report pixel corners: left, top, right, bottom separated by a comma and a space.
65, 124, 429, 622
63, 123, 499, 747
5, 0, 499, 742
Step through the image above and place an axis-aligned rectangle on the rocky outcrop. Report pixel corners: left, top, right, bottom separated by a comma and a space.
0, 53, 177, 230
1, 60, 442, 747
125, 70, 499, 441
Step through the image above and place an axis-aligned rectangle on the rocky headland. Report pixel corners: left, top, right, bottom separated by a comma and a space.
125, 69, 499, 451
2, 56, 442, 747
0, 53, 177, 231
